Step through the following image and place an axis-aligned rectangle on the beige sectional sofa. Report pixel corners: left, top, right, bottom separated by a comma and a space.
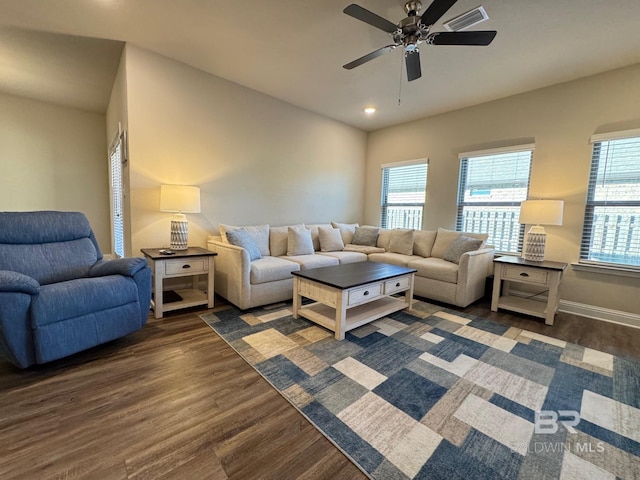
206, 222, 494, 310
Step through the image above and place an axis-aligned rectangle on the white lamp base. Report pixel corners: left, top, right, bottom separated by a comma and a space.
523, 225, 546, 262
170, 213, 189, 250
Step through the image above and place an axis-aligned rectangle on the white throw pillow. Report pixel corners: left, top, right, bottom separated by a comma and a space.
388, 229, 415, 255
318, 226, 345, 252
287, 226, 315, 256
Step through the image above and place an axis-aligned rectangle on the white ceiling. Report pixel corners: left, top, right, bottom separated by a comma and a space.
1, 0, 640, 131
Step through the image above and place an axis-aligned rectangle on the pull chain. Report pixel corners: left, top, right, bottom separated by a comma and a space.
398, 50, 403, 106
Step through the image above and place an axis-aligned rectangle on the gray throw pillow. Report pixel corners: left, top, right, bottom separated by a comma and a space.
443, 235, 483, 264
351, 226, 379, 246
226, 229, 262, 261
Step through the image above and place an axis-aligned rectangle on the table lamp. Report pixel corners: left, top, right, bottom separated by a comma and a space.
160, 185, 201, 250
519, 199, 564, 261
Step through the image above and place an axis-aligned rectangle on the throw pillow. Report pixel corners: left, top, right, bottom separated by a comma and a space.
220, 223, 270, 256
270, 224, 305, 256
331, 221, 359, 244
318, 226, 344, 252
443, 235, 484, 264
287, 226, 315, 256
388, 229, 414, 255
431, 228, 488, 258
226, 229, 262, 261
376, 228, 391, 250
351, 226, 379, 246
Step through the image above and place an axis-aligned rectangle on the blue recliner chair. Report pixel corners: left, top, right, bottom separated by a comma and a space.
0, 211, 152, 368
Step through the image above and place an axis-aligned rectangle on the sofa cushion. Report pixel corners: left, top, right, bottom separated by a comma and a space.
250, 256, 300, 285
226, 229, 262, 261
407, 257, 459, 284
368, 252, 422, 267
389, 229, 415, 255
317, 251, 368, 264
220, 224, 270, 256
443, 235, 484, 264
306, 223, 333, 251
431, 228, 488, 258
270, 224, 305, 257
352, 226, 379, 246
413, 230, 437, 257
376, 228, 391, 250
331, 221, 359, 244
282, 254, 339, 269
287, 226, 315, 256
318, 226, 344, 252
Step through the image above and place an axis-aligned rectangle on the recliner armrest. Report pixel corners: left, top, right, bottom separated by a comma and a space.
0, 270, 40, 295
89, 257, 148, 278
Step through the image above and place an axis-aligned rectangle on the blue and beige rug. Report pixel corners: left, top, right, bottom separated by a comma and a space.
201, 300, 640, 479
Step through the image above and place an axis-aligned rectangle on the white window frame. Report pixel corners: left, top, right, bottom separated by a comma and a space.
108, 126, 127, 258
456, 144, 534, 254
579, 129, 640, 270
380, 159, 428, 230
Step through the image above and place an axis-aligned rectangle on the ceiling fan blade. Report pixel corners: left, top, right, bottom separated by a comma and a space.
405, 51, 422, 81
419, 0, 458, 26
343, 45, 397, 70
428, 30, 497, 46
343, 4, 398, 34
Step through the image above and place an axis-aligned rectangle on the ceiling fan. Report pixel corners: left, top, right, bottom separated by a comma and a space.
343, 0, 497, 81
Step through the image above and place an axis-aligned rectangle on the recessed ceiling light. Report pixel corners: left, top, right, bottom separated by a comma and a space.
364, 106, 376, 115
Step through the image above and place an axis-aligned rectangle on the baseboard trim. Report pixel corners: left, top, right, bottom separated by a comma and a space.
508, 290, 640, 329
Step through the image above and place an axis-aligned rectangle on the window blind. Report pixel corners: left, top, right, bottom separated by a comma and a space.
109, 130, 125, 258
380, 161, 428, 229
456, 147, 533, 253
580, 132, 640, 268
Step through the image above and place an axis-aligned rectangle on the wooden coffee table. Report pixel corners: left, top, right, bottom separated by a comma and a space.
292, 262, 416, 340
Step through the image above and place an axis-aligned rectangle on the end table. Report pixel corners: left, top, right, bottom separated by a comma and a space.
141, 247, 217, 319
491, 255, 567, 326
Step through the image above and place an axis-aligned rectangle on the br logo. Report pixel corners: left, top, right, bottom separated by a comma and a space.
534, 411, 580, 434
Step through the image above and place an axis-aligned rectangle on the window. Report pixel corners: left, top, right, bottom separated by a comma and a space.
580, 130, 640, 268
380, 160, 428, 229
456, 145, 533, 253
108, 128, 126, 258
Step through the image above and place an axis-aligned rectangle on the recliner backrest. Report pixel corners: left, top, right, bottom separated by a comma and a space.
0, 211, 103, 285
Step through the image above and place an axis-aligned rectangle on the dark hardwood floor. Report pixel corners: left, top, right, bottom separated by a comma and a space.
1, 297, 638, 480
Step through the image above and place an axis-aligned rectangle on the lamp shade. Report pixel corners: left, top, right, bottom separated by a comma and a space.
519, 200, 564, 226
160, 185, 201, 213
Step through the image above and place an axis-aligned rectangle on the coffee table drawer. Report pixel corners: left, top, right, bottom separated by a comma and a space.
384, 276, 410, 295
348, 283, 383, 306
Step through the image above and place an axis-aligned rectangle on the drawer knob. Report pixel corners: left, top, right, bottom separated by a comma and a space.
182, 264, 191, 269
363, 290, 369, 296
519, 272, 529, 277
395, 282, 401, 287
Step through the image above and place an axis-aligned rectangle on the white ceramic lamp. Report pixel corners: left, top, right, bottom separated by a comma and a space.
160, 185, 201, 250
519, 200, 564, 262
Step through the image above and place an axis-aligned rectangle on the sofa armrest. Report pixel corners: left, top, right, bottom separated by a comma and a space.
89, 257, 148, 278
207, 238, 252, 308
0, 270, 40, 295
455, 247, 495, 306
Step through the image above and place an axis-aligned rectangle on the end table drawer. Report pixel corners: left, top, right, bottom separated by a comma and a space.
384, 276, 410, 295
165, 258, 208, 276
348, 283, 383, 306
503, 265, 548, 284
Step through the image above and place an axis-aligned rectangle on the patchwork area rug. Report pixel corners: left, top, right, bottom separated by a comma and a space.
201, 300, 640, 479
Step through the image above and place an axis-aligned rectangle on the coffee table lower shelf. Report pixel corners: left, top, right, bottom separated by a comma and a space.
296, 296, 409, 339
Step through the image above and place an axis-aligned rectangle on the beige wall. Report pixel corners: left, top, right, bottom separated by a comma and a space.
365, 63, 640, 315
0, 92, 110, 248
118, 45, 367, 256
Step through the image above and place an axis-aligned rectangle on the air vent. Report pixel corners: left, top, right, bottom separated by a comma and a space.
443, 6, 489, 32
